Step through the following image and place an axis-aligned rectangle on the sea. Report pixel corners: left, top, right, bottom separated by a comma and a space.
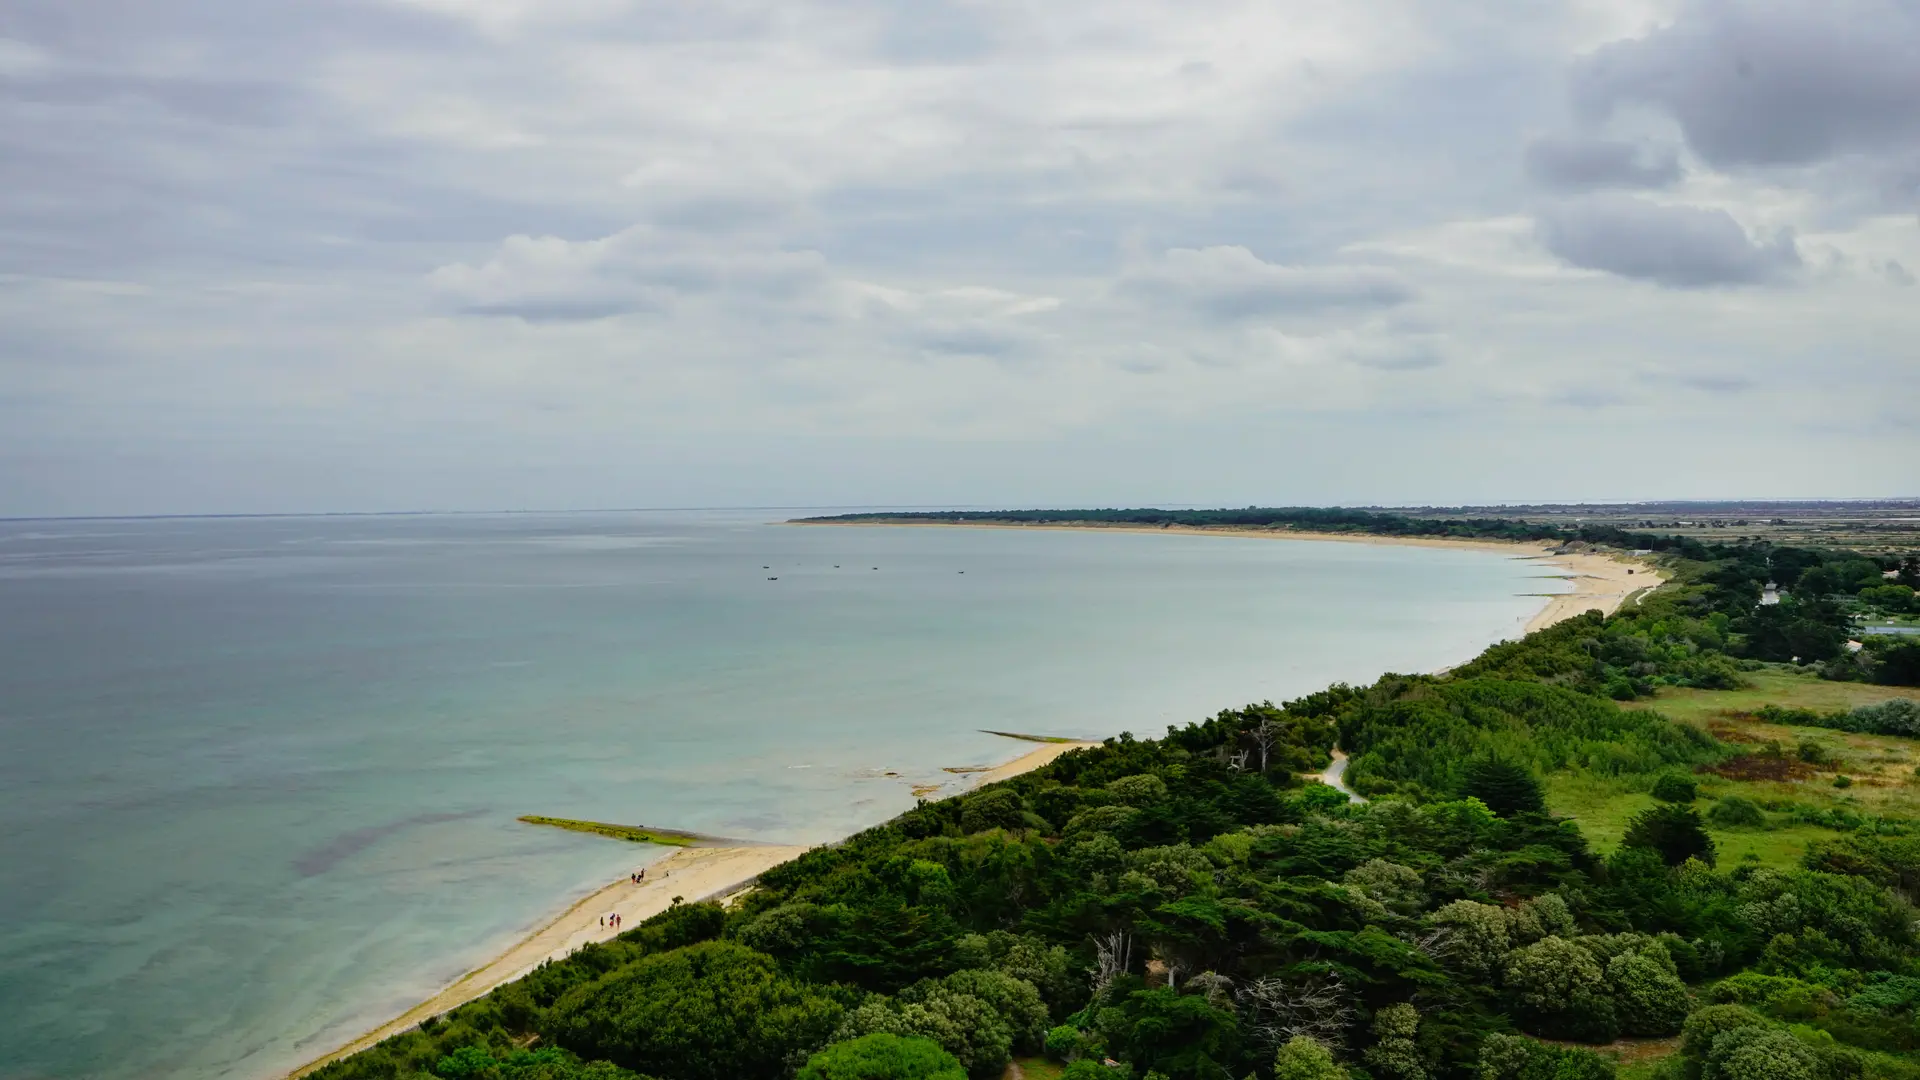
0, 510, 1562, 1079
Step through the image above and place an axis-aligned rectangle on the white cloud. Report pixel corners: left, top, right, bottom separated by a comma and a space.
1, 0, 1917, 513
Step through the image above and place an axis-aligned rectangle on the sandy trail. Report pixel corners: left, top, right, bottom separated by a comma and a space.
1311, 749, 1367, 804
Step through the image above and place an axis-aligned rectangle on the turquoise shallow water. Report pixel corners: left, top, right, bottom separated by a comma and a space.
0, 511, 1559, 1079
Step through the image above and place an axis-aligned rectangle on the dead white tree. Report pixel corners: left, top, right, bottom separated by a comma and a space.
1249, 715, 1280, 774
1237, 971, 1355, 1052
1228, 749, 1251, 772
1186, 970, 1237, 1009
1090, 929, 1134, 1001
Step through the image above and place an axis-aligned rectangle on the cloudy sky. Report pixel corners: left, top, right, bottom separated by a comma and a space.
2, 0, 1916, 515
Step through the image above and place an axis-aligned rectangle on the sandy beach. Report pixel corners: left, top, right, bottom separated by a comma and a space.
290, 843, 807, 1076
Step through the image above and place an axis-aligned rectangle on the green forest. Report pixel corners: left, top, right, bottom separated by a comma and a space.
313, 530, 1920, 1080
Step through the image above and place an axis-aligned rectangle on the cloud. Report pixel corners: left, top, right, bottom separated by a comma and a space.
1535, 196, 1801, 287
4, 0, 1920, 515
427, 228, 829, 320
1571, 0, 1920, 168
1118, 246, 1415, 319
1524, 136, 1681, 190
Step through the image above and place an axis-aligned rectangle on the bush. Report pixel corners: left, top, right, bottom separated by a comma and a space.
1477, 1034, 1615, 1080
431, 1046, 648, 1080
795, 1034, 967, 1080
544, 941, 843, 1080
1701, 1024, 1820, 1080
1505, 937, 1619, 1043
1707, 796, 1766, 829
1606, 948, 1690, 1036
1652, 773, 1699, 803
1275, 1035, 1350, 1080
1462, 756, 1547, 817
837, 971, 1046, 1079
1364, 1003, 1426, 1080
1107, 773, 1170, 805
960, 789, 1027, 833
1622, 804, 1717, 866
1046, 1025, 1083, 1062
1679, 1005, 1767, 1061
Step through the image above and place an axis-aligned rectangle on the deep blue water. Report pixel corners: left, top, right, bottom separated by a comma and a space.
0, 511, 1559, 1079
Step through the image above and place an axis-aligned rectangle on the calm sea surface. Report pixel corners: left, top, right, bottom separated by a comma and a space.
0, 511, 1559, 1079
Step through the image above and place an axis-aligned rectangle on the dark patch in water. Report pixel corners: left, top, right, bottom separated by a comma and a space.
295, 811, 481, 878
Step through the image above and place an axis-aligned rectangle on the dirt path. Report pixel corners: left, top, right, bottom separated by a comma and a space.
1311, 749, 1367, 803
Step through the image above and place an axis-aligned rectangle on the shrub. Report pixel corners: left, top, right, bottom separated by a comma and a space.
1701, 1024, 1820, 1080
1652, 773, 1699, 803
1622, 804, 1717, 866
960, 789, 1027, 833
1606, 948, 1690, 1036
1045, 1025, 1083, 1062
1505, 937, 1618, 1043
1364, 1003, 1426, 1080
1707, 797, 1766, 829
1679, 1005, 1767, 1061
544, 941, 842, 1080
1275, 1035, 1350, 1080
795, 1034, 967, 1080
1107, 774, 1170, 805
1477, 1034, 1615, 1080
1462, 756, 1547, 817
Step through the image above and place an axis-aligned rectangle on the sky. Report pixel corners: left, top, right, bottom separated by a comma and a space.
1, 0, 1916, 516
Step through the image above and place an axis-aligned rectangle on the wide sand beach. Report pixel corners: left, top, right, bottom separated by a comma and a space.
290, 523, 1651, 1077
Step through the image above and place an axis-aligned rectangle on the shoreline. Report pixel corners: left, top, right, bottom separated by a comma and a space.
285, 738, 1097, 1079
290, 526, 1653, 1078
795, 519, 1662, 633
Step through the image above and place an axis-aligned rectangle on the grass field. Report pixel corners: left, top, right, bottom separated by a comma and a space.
1009, 1057, 1066, 1080
1544, 673, 1920, 869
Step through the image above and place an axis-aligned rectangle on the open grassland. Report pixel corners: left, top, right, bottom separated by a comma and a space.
1547, 673, 1920, 869
1629, 670, 1920, 723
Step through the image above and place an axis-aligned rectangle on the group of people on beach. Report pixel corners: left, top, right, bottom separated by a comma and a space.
596, 866, 670, 930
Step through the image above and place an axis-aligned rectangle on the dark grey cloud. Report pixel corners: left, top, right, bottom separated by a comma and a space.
1536, 195, 1800, 287
1571, 0, 1920, 168
1523, 135, 1681, 190
1120, 247, 1415, 319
